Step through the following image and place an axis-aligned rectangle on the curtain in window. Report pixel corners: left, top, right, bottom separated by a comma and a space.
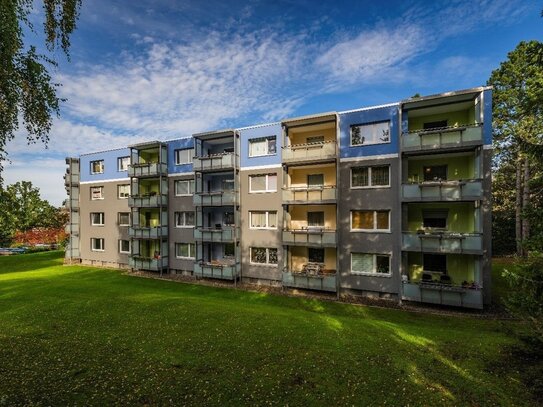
267, 137, 276, 154
251, 212, 266, 227
268, 248, 278, 264
307, 174, 324, 187
352, 211, 373, 229
251, 247, 267, 263
371, 166, 389, 186
267, 212, 277, 227
376, 211, 389, 230
250, 175, 266, 191
176, 243, 189, 257
175, 181, 189, 195
267, 174, 277, 191
352, 167, 368, 187
307, 212, 324, 227
352, 253, 373, 273
249, 139, 267, 156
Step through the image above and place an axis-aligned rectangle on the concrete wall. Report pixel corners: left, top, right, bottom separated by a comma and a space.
80, 148, 130, 182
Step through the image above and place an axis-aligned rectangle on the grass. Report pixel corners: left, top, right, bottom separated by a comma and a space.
0, 251, 537, 406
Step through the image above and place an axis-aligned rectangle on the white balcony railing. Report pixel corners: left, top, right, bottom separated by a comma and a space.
282, 141, 337, 163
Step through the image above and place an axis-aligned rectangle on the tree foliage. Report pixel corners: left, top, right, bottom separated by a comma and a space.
0, 0, 81, 183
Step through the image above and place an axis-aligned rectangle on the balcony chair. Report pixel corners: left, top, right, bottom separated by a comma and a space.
440, 274, 452, 285
421, 272, 433, 283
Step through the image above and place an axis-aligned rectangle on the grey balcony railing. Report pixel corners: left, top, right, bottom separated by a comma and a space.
193, 190, 237, 206
128, 194, 168, 208
402, 180, 483, 201
129, 256, 168, 271
129, 225, 168, 239
282, 228, 337, 246
128, 162, 168, 177
194, 226, 237, 242
402, 232, 483, 254
282, 186, 337, 203
193, 261, 240, 280
402, 124, 483, 152
402, 282, 483, 309
193, 153, 236, 172
282, 271, 337, 292
282, 140, 337, 164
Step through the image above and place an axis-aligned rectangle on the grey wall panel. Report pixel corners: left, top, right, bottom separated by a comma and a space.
168, 175, 196, 272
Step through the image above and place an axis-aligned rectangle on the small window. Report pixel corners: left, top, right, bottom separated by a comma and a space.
90, 160, 104, 174
423, 210, 448, 229
175, 148, 194, 165
423, 254, 447, 273
224, 243, 235, 257
118, 212, 130, 226
175, 211, 195, 227
119, 240, 130, 254
90, 186, 104, 200
423, 165, 448, 181
118, 184, 130, 199
423, 120, 448, 130
350, 122, 390, 146
91, 238, 104, 252
307, 174, 324, 187
249, 136, 277, 157
174, 179, 195, 196
351, 166, 390, 188
250, 211, 277, 229
118, 156, 130, 171
351, 253, 391, 275
249, 174, 277, 193
175, 243, 195, 259
308, 248, 324, 263
351, 210, 390, 231
306, 135, 324, 144
307, 212, 324, 227
90, 212, 104, 226
250, 247, 278, 265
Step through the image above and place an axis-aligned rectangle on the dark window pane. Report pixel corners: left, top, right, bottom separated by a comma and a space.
423, 254, 447, 273
352, 167, 368, 187
424, 165, 448, 181
423, 120, 448, 130
308, 248, 324, 263
371, 166, 389, 186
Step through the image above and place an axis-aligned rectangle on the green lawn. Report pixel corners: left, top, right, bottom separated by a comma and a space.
0, 252, 536, 406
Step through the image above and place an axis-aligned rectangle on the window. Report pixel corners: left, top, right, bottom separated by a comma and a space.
350, 121, 390, 146
175, 243, 195, 259
351, 166, 390, 188
307, 174, 324, 187
351, 210, 390, 231
223, 212, 234, 226
306, 135, 324, 144
250, 211, 277, 229
90, 186, 104, 200
249, 174, 277, 193
118, 156, 130, 171
423, 165, 448, 181
119, 240, 130, 254
90, 212, 104, 226
422, 209, 448, 229
249, 136, 276, 157
91, 238, 104, 252
175, 211, 195, 227
175, 148, 194, 165
308, 248, 324, 263
174, 179, 195, 196
118, 212, 130, 226
222, 179, 235, 191
423, 254, 447, 273
307, 212, 324, 227
423, 120, 448, 130
118, 184, 130, 199
224, 243, 235, 257
351, 253, 391, 275
90, 160, 104, 174
250, 247, 278, 265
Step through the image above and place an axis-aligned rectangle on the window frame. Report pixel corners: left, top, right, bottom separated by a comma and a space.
248, 136, 277, 157
90, 186, 104, 200
249, 173, 277, 193
350, 121, 391, 146
90, 212, 105, 226
174, 211, 195, 228
350, 210, 391, 232
117, 184, 130, 199
175, 148, 195, 165
90, 160, 104, 174
350, 253, 392, 276
175, 242, 195, 259
119, 239, 131, 254
174, 179, 195, 196
117, 156, 130, 171
91, 238, 105, 252
249, 210, 278, 230
249, 247, 278, 266
118, 212, 131, 227
351, 165, 390, 189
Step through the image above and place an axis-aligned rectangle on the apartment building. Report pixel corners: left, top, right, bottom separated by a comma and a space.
65, 87, 492, 309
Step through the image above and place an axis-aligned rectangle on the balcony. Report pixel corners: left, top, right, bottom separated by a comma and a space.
282, 141, 337, 164
193, 190, 237, 206
129, 256, 168, 271
282, 228, 337, 247
193, 261, 240, 280
128, 162, 168, 177
193, 153, 236, 172
402, 232, 483, 254
402, 282, 482, 309
282, 271, 337, 293
402, 180, 483, 201
194, 226, 237, 242
282, 186, 337, 204
129, 226, 168, 239
128, 194, 168, 208
402, 124, 483, 153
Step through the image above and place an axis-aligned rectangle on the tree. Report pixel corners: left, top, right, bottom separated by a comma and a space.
0, 0, 81, 183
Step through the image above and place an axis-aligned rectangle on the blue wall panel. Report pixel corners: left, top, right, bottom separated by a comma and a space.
80, 148, 130, 182
239, 123, 282, 168
168, 137, 194, 174
483, 89, 492, 145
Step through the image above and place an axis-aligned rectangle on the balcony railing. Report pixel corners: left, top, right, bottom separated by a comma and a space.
128, 162, 168, 177
129, 226, 168, 239
282, 228, 337, 246
193, 153, 236, 172
282, 186, 337, 203
128, 194, 168, 208
129, 256, 168, 271
402, 232, 483, 254
194, 261, 240, 280
402, 282, 483, 309
282, 271, 337, 292
282, 140, 337, 164
194, 226, 237, 242
193, 190, 237, 206
402, 124, 483, 152
402, 180, 483, 201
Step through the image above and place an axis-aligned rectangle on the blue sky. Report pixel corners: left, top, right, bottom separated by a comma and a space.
4, 0, 542, 205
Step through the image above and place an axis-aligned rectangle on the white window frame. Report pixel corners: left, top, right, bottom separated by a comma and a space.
90, 160, 104, 174
90, 212, 105, 226
91, 238, 104, 252
117, 156, 130, 171
175, 242, 195, 259
175, 148, 194, 165
118, 184, 130, 199
90, 186, 104, 200
175, 211, 195, 228
119, 239, 131, 254
249, 210, 278, 230
174, 179, 195, 196
351, 253, 392, 276
350, 166, 390, 189
350, 210, 391, 232
118, 212, 130, 227
249, 173, 277, 193
248, 136, 277, 157
350, 121, 391, 146
249, 247, 278, 266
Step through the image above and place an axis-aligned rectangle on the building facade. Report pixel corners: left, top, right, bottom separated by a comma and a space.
65, 87, 492, 309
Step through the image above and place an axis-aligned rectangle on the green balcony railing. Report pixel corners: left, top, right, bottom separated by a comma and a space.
282, 141, 337, 164
402, 180, 483, 201
128, 194, 168, 208
402, 232, 483, 254
193, 190, 237, 206
282, 186, 337, 203
402, 282, 483, 309
282, 229, 337, 246
193, 153, 236, 172
129, 225, 168, 239
193, 262, 240, 280
402, 124, 483, 152
282, 271, 337, 292
128, 162, 168, 177
194, 226, 237, 242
